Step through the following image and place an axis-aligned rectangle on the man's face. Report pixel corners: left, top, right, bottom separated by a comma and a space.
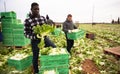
31, 5, 39, 16
67, 16, 72, 22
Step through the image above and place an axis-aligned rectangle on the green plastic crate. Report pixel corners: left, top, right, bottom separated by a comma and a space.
13, 34, 25, 40
1, 19, 17, 24
2, 23, 14, 29
0, 11, 16, 19
67, 29, 85, 40
40, 53, 69, 67
57, 67, 69, 74
3, 39, 14, 46
2, 28, 13, 34
13, 24, 24, 29
40, 53, 69, 61
40, 64, 69, 71
40, 59, 69, 67
39, 66, 69, 74
13, 36, 30, 46
7, 55, 32, 71
26, 38, 30, 44
2, 33, 13, 40
13, 29, 24, 35
13, 40, 28, 46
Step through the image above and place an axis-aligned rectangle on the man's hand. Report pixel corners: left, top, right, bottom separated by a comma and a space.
68, 30, 72, 33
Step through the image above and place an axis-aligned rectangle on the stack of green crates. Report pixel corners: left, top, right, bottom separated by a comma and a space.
1, 12, 17, 46
1, 11, 30, 46
8, 55, 32, 71
13, 23, 30, 46
39, 49, 69, 74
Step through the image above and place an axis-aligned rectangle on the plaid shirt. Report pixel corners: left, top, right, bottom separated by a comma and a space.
24, 15, 46, 40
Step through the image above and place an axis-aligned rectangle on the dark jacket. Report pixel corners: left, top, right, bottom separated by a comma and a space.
24, 13, 46, 40
63, 20, 77, 34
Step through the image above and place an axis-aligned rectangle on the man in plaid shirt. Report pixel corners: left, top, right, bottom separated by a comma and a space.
24, 2, 56, 74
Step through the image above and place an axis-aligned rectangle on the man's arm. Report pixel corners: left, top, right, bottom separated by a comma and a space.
63, 22, 69, 33
41, 16, 47, 24
24, 19, 37, 39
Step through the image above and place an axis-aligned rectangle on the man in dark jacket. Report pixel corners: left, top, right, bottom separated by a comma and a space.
24, 2, 56, 74
63, 14, 77, 54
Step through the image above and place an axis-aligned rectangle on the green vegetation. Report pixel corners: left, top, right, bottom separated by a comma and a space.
33, 24, 54, 49
0, 24, 120, 74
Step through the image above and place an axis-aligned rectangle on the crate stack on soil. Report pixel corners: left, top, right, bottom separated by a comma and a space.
7, 55, 32, 71
1, 12, 16, 46
39, 48, 69, 74
0, 11, 30, 47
